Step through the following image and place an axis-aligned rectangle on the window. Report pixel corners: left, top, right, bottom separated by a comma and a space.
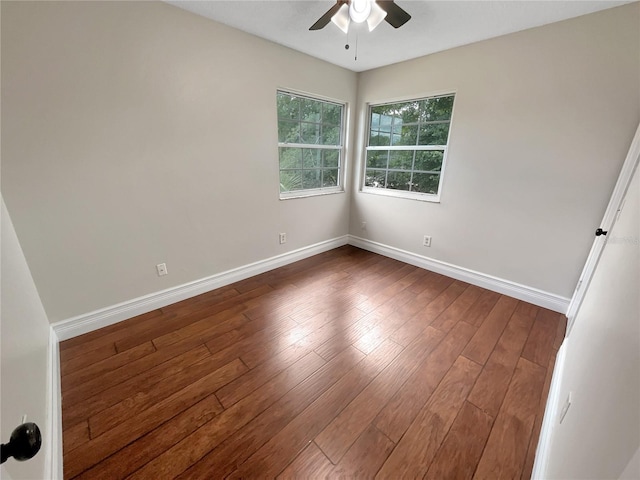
277, 90, 345, 198
363, 93, 455, 201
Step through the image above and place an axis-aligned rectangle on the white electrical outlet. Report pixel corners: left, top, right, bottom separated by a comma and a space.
423, 235, 432, 247
559, 391, 572, 424
279, 233, 287, 244
156, 263, 168, 276
361, 221, 367, 230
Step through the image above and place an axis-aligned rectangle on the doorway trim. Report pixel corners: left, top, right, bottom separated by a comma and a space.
566, 123, 640, 333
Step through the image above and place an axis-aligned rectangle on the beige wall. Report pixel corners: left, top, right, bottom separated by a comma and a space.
2, 2, 639, 324
621, 446, 640, 479
351, 3, 640, 299
1, 1, 357, 322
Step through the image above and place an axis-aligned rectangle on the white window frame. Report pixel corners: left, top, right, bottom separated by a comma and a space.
277, 89, 347, 200
361, 92, 456, 203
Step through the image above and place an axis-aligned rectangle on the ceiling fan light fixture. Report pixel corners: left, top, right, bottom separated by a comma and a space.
310, 0, 410, 32
367, 1, 387, 31
331, 3, 350, 33
349, 0, 371, 23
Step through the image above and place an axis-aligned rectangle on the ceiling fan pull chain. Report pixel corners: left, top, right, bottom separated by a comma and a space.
355, 32, 359, 61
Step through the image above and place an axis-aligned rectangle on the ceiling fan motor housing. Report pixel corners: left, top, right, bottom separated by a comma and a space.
349, 0, 372, 23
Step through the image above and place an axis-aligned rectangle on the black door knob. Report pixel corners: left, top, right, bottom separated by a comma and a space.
0, 422, 42, 464
595, 228, 608, 237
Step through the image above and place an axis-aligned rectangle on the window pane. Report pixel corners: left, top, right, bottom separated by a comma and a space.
379, 114, 393, 132
370, 130, 391, 147
279, 148, 302, 169
322, 103, 342, 125
278, 120, 300, 143
280, 170, 302, 192
393, 124, 418, 146
301, 122, 321, 144
277, 94, 300, 121
414, 150, 443, 171
389, 150, 413, 170
372, 103, 402, 119
421, 95, 454, 121
373, 102, 420, 123
392, 119, 403, 135
302, 149, 322, 168
400, 101, 421, 123
371, 105, 388, 117
303, 169, 322, 189
365, 169, 386, 188
321, 125, 341, 145
366, 150, 388, 168
371, 112, 380, 129
386, 171, 412, 191
418, 123, 450, 145
302, 99, 321, 123
323, 150, 339, 168
323, 169, 339, 187
412, 173, 440, 194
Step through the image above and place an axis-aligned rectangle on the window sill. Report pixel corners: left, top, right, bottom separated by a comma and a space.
360, 187, 441, 203
280, 187, 345, 200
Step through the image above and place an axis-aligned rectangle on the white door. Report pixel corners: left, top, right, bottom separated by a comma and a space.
566, 123, 640, 332
1, 200, 55, 479
541, 163, 639, 478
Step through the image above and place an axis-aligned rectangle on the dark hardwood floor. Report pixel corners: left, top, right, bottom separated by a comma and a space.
59, 245, 566, 479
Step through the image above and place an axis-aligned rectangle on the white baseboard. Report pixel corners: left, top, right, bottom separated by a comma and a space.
531, 341, 567, 479
347, 235, 570, 314
52, 233, 569, 341
46, 328, 63, 479
51, 236, 349, 341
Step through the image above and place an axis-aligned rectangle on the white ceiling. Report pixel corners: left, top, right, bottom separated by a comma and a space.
167, 0, 632, 72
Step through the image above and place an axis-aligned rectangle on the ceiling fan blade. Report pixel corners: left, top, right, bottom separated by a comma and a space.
377, 1, 411, 28
310, 1, 346, 30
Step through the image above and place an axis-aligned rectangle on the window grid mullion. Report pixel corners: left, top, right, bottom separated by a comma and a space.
409, 150, 417, 191
366, 145, 446, 151
279, 143, 342, 149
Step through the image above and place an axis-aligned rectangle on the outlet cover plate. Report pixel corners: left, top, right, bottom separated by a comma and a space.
559, 391, 572, 424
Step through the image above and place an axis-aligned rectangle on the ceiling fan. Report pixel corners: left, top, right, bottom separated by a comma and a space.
310, 0, 411, 33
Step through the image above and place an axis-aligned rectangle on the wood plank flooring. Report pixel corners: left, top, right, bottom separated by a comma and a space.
60, 245, 566, 479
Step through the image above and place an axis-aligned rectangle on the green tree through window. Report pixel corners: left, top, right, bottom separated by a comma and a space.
364, 94, 455, 199
277, 91, 345, 197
